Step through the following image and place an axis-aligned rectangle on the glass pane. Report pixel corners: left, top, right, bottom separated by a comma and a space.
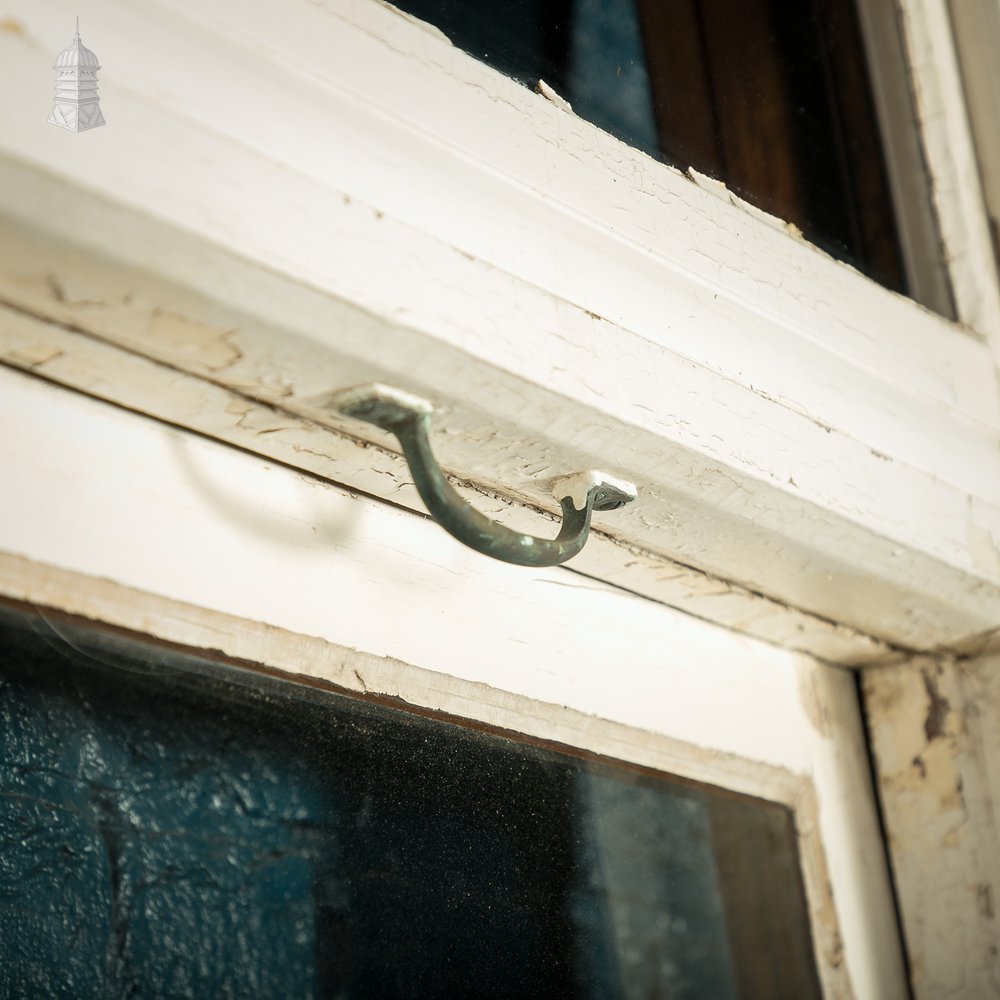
392, 0, 908, 298
0, 605, 821, 999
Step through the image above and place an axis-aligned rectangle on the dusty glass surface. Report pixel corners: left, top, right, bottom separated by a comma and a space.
0, 605, 821, 999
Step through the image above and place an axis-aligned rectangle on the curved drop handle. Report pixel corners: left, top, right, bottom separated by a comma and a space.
332, 383, 636, 567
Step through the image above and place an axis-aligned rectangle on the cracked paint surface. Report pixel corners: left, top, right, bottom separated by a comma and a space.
1, 0, 999, 662
863, 655, 1000, 998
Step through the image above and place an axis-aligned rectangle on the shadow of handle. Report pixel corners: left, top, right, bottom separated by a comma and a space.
332, 383, 636, 567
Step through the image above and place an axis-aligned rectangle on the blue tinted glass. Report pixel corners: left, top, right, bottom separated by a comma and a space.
0, 607, 820, 999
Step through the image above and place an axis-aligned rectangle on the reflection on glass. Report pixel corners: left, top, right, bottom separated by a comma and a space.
0, 606, 821, 998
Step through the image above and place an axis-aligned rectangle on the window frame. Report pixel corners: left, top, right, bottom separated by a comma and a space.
0, 365, 905, 997
2, 0, 1000, 994
1, 0, 998, 660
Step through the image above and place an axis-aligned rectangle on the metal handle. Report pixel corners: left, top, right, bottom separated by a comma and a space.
332, 383, 636, 567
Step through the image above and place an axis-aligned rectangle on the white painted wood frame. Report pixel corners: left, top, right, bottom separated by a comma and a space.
0, 366, 906, 998
896, 0, 1000, 351
3, 1, 1000, 996
864, 648, 1000, 998
945, 0, 1000, 336
0, 0, 998, 665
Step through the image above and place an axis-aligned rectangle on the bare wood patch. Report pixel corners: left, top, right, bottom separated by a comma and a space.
863, 654, 1000, 997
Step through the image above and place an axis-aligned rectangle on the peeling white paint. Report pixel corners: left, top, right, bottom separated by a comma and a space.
0, 298, 894, 664
687, 167, 804, 239
1, 4, 997, 995
535, 78, 572, 113
865, 654, 1000, 998
0, 195, 996, 655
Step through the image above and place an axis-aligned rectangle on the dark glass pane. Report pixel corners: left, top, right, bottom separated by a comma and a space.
396, 0, 660, 158
392, 0, 907, 296
0, 605, 821, 999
